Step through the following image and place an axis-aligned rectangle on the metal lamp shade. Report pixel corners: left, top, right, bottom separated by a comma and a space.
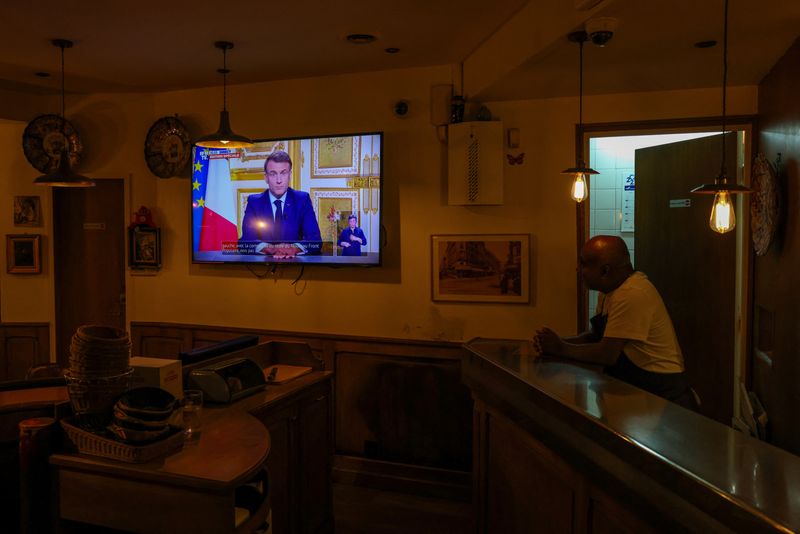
34, 149, 95, 187
195, 110, 253, 149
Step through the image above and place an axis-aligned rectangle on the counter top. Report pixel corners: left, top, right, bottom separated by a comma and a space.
0, 385, 68, 413
51, 370, 332, 493
464, 338, 800, 533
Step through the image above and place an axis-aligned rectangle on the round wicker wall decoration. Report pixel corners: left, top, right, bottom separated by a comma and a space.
22, 114, 83, 173
750, 153, 779, 256
144, 116, 191, 178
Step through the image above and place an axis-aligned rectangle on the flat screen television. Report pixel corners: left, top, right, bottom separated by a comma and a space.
191, 131, 382, 266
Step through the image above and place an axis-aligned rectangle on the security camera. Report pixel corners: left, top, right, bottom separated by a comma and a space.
585, 17, 618, 47
393, 100, 410, 118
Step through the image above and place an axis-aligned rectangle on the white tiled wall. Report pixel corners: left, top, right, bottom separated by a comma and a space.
585, 133, 717, 322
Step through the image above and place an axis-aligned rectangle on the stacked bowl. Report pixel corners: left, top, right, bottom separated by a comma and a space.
110, 387, 179, 443
64, 325, 133, 429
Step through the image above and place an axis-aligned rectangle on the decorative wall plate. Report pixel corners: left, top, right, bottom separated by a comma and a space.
22, 114, 83, 173
144, 116, 191, 178
750, 153, 779, 256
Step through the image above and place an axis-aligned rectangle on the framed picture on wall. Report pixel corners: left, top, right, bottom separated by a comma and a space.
13, 196, 41, 226
432, 234, 530, 303
129, 226, 161, 268
6, 234, 41, 274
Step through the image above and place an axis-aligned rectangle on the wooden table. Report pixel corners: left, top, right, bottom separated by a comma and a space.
51, 410, 270, 533
50, 366, 334, 534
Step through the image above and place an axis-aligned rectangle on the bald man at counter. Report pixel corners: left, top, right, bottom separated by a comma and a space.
534, 235, 697, 410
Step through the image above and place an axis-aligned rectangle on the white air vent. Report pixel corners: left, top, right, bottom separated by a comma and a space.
448, 121, 503, 205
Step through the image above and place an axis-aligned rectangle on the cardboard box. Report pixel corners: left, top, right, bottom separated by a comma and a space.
131, 357, 183, 399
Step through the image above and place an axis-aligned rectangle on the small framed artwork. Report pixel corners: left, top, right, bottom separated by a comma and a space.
129, 226, 161, 268
13, 196, 41, 226
432, 234, 530, 303
6, 234, 41, 274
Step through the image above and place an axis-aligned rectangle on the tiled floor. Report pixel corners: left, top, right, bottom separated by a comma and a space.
333, 483, 472, 534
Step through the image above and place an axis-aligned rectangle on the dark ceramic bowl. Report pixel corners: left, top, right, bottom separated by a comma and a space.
113, 408, 171, 430
115, 387, 177, 421
108, 423, 172, 444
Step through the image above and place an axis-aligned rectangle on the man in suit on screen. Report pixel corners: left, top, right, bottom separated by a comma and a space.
239, 150, 322, 256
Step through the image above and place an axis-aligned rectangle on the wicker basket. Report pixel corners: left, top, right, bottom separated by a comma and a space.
64, 369, 134, 428
60, 418, 184, 463
69, 324, 131, 377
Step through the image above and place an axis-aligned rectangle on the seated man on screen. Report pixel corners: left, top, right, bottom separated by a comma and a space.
338, 214, 367, 256
533, 235, 697, 410
239, 150, 322, 257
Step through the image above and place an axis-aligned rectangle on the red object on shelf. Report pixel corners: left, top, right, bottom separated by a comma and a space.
129, 206, 156, 228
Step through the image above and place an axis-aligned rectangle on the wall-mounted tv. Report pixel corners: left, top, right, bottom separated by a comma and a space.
191, 132, 382, 266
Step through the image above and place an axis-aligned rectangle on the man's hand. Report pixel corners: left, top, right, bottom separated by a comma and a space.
271, 243, 300, 259
340, 242, 351, 248
350, 235, 362, 244
534, 327, 564, 356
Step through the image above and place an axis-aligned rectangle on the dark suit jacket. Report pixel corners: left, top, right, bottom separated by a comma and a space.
338, 227, 367, 256
240, 188, 322, 243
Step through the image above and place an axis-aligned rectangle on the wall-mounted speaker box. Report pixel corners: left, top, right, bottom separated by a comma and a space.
448, 121, 504, 205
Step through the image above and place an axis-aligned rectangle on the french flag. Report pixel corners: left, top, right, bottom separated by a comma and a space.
192, 148, 239, 251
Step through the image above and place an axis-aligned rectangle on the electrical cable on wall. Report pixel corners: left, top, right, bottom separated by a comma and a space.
380, 224, 389, 250
245, 263, 276, 279
291, 265, 305, 285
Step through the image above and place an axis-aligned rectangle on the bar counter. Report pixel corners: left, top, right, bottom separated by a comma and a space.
463, 338, 800, 533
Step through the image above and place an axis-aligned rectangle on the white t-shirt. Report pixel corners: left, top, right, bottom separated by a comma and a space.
596, 271, 684, 373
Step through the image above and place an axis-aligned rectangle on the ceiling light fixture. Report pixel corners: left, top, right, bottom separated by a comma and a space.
34, 39, 95, 187
562, 31, 597, 203
690, 0, 751, 234
195, 41, 253, 149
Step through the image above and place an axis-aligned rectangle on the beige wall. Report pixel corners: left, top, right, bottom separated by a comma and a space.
0, 66, 758, 357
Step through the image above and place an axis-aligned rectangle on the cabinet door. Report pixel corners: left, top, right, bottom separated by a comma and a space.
298, 388, 332, 534
262, 405, 296, 534
485, 414, 579, 534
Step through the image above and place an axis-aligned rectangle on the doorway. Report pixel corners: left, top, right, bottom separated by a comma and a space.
53, 179, 126, 367
580, 120, 754, 425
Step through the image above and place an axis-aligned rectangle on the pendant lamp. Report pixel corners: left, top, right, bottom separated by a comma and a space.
562, 31, 597, 203
690, 0, 751, 233
195, 41, 253, 149
34, 39, 95, 187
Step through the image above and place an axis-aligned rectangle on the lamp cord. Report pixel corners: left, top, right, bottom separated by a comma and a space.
579, 38, 584, 131
222, 47, 228, 112
720, 0, 728, 182
577, 36, 585, 167
60, 44, 66, 122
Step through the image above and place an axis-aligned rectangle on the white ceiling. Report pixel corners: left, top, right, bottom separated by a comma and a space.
0, 0, 798, 100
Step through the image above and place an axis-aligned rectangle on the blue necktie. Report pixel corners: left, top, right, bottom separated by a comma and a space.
273, 199, 283, 240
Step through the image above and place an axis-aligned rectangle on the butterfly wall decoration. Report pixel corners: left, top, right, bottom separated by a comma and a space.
506, 153, 525, 165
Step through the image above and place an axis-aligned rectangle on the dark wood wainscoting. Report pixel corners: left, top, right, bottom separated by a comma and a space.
130, 322, 472, 500
0, 323, 50, 381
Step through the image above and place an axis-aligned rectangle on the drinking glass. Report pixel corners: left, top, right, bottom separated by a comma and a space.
182, 390, 203, 442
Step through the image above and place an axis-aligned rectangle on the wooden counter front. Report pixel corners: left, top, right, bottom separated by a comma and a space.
463, 338, 800, 533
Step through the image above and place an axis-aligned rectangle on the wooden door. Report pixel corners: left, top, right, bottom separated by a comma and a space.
53, 180, 126, 367
634, 133, 737, 424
